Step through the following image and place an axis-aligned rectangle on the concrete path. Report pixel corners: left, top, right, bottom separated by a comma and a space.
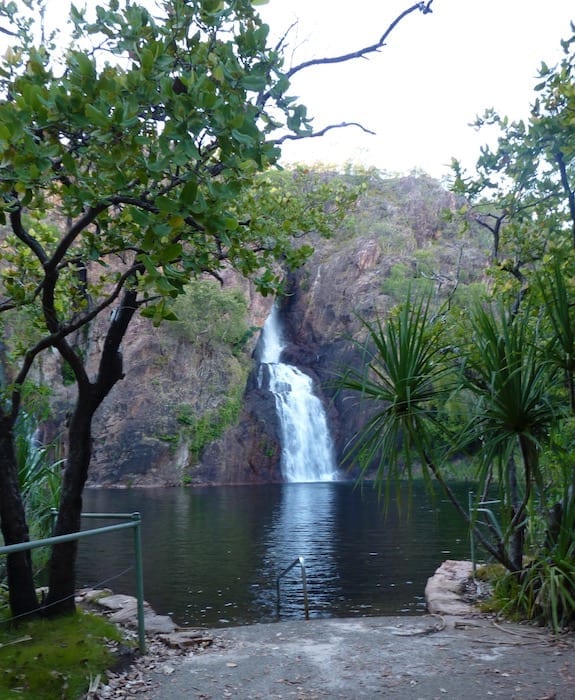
136, 614, 575, 699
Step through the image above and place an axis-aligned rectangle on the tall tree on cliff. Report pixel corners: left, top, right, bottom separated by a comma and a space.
0, 0, 435, 618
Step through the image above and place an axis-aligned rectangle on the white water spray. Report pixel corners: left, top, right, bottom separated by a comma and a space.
258, 305, 338, 482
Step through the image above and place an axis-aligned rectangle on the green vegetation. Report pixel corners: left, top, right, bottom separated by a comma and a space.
0, 609, 126, 699
176, 390, 244, 463
168, 278, 254, 354
342, 26, 575, 630
0, 0, 377, 620
1, 407, 63, 587
14, 410, 63, 544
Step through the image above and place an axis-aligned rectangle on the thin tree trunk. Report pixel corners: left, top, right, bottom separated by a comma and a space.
423, 450, 514, 570
44, 290, 138, 616
0, 417, 39, 618
507, 455, 524, 572
44, 395, 95, 616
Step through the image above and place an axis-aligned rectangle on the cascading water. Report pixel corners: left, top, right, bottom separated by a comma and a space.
257, 305, 339, 482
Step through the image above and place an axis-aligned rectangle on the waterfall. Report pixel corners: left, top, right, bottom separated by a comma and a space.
258, 305, 338, 482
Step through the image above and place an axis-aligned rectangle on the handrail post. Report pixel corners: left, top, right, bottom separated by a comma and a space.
469, 491, 501, 579
131, 513, 146, 654
298, 556, 309, 620
276, 556, 309, 620
469, 491, 476, 578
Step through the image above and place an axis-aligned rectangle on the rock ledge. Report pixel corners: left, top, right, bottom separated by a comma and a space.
425, 559, 482, 616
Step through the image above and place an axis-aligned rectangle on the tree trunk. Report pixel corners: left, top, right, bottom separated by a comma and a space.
44, 394, 95, 616
44, 289, 138, 617
508, 453, 526, 573
0, 417, 40, 618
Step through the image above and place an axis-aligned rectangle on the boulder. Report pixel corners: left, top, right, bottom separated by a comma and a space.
425, 559, 476, 616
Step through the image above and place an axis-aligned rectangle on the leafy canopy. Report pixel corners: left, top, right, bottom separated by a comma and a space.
0, 0, 356, 393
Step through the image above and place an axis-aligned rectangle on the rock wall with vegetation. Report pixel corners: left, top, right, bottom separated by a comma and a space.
188, 171, 490, 485
30, 172, 490, 486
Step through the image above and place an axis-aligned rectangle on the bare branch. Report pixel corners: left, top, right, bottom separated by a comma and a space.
10, 209, 48, 265
286, 2, 434, 79
47, 204, 108, 273
274, 121, 376, 145
0, 26, 18, 38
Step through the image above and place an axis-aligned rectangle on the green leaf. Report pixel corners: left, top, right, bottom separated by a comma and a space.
74, 51, 95, 79
231, 128, 254, 146
240, 74, 266, 92
85, 103, 109, 127
180, 180, 198, 205
140, 48, 154, 75
159, 243, 183, 262
155, 196, 179, 213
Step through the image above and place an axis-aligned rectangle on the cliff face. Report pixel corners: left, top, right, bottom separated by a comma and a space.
187, 174, 489, 484
38, 174, 489, 486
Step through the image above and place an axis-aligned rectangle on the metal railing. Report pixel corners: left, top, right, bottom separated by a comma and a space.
276, 556, 309, 620
468, 491, 502, 578
0, 511, 146, 653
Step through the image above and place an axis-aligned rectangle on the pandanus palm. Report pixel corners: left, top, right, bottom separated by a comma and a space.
341, 292, 559, 573
462, 302, 558, 571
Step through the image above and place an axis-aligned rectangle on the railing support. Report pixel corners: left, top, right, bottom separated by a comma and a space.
276, 556, 309, 620
131, 513, 146, 654
469, 491, 501, 578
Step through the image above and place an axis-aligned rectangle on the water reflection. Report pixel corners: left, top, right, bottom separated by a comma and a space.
77, 482, 469, 627
260, 483, 338, 618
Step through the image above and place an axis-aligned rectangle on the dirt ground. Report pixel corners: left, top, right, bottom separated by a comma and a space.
132, 614, 575, 700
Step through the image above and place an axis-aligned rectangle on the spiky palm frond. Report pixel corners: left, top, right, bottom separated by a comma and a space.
340, 293, 456, 485
463, 301, 558, 487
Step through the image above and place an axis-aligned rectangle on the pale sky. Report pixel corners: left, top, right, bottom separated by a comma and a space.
2, 1, 574, 180
259, 0, 575, 180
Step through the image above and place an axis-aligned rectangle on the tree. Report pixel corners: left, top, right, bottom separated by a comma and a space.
0, 0, 436, 619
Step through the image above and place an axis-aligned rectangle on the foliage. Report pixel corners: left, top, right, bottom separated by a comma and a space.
169, 278, 250, 352
340, 288, 563, 574
341, 291, 455, 486
177, 389, 244, 463
0, 609, 125, 699
380, 262, 434, 302
0, 406, 62, 586
399, 24, 575, 628
14, 410, 63, 541
0, 0, 374, 618
493, 553, 575, 633
451, 24, 575, 301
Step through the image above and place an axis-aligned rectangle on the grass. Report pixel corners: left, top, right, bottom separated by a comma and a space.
0, 606, 128, 699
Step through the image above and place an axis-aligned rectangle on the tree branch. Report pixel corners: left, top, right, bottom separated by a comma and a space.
46, 205, 108, 273
555, 149, 575, 249
274, 121, 376, 145
286, 2, 434, 79
9, 209, 48, 265
0, 26, 18, 38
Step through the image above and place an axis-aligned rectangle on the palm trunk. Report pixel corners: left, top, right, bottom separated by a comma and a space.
507, 455, 524, 572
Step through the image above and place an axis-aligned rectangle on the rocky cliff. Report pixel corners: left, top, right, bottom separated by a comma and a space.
38, 172, 489, 486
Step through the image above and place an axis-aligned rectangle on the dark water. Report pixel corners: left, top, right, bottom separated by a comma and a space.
77, 481, 469, 628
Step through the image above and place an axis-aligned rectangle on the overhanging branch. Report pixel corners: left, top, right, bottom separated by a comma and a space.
274, 121, 376, 145
286, 1, 434, 79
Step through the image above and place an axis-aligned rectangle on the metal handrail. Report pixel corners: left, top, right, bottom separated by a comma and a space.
468, 491, 502, 578
1, 511, 146, 653
276, 556, 309, 620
